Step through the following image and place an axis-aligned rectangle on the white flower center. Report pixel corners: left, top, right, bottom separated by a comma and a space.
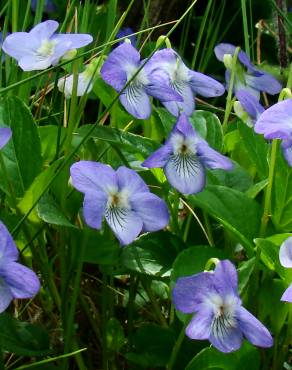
124, 64, 149, 86
167, 57, 190, 84
205, 293, 238, 339
107, 188, 130, 210
36, 39, 57, 57
170, 133, 198, 156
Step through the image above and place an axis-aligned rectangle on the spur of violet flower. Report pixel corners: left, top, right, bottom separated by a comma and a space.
254, 99, 292, 166
70, 162, 169, 245
172, 260, 273, 353
279, 237, 292, 302
2, 20, 93, 71
233, 89, 265, 127
0, 221, 40, 313
145, 48, 225, 116
142, 113, 233, 194
214, 43, 282, 98
100, 41, 183, 119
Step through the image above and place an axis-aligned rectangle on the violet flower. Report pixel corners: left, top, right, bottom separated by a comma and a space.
2, 20, 93, 71
0, 221, 40, 313
279, 237, 292, 302
116, 27, 137, 47
214, 43, 282, 98
146, 48, 225, 116
254, 99, 292, 166
58, 58, 99, 97
0, 127, 12, 149
31, 0, 57, 13
172, 260, 273, 353
70, 162, 169, 245
142, 113, 232, 194
100, 42, 183, 119
233, 89, 265, 127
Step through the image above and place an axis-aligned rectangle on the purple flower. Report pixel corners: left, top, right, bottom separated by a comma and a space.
214, 43, 282, 98
254, 99, 292, 166
0, 127, 12, 149
2, 20, 93, 71
279, 237, 292, 302
172, 260, 273, 353
142, 114, 232, 194
0, 221, 40, 313
116, 27, 137, 47
31, 0, 57, 13
234, 90, 265, 127
145, 48, 225, 116
70, 162, 169, 245
100, 42, 183, 119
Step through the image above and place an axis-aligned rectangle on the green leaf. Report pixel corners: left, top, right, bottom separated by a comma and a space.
185, 342, 260, 370
125, 325, 176, 368
190, 110, 223, 151
0, 96, 42, 197
0, 313, 50, 357
259, 279, 289, 334
18, 160, 61, 222
171, 245, 226, 282
272, 148, 292, 231
237, 121, 268, 179
81, 229, 120, 265
106, 318, 125, 354
75, 125, 159, 157
38, 126, 66, 163
120, 232, 182, 277
190, 185, 261, 256
245, 179, 268, 199
238, 258, 256, 295
154, 107, 176, 136
208, 163, 253, 192
256, 236, 290, 279
37, 193, 76, 228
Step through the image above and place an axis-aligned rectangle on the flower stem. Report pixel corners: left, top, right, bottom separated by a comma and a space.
222, 47, 240, 133
287, 62, 292, 90
166, 323, 186, 370
259, 140, 278, 237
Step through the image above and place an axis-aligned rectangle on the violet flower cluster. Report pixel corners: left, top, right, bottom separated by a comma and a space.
279, 237, 292, 302
101, 42, 225, 119
143, 113, 233, 194
70, 162, 169, 245
173, 260, 273, 352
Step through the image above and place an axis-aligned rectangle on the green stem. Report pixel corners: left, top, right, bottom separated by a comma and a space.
11, 0, 18, 32
182, 213, 192, 242
133, 248, 168, 327
241, 0, 250, 58
102, 273, 109, 370
203, 211, 215, 246
166, 323, 186, 370
286, 62, 292, 90
222, 47, 240, 133
62, 235, 87, 369
141, 277, 168, 327
259, 140, 278, 237
63, 61, 80, 154
0, 343, 4, 370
